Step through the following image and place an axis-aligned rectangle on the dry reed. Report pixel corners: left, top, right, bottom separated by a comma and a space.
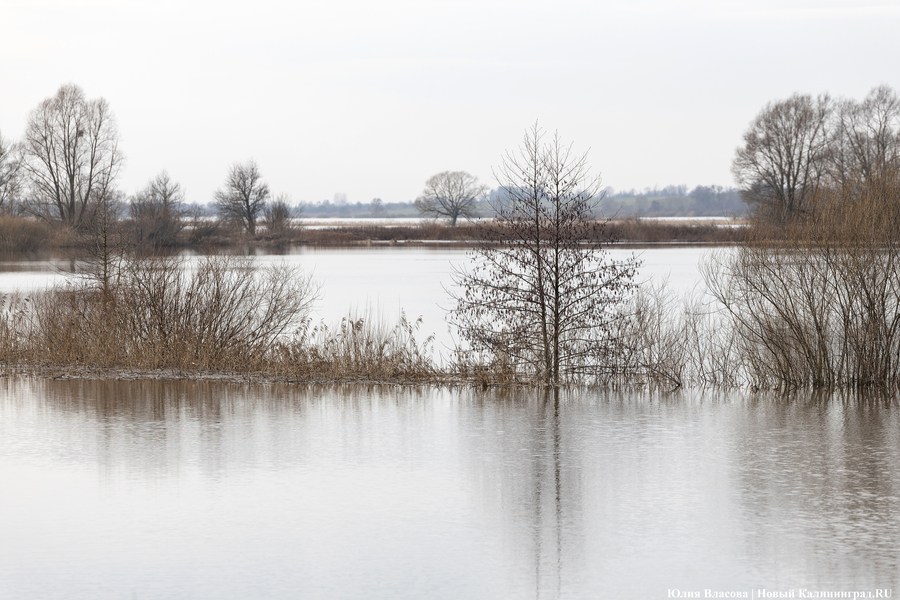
0, 254, 446, 383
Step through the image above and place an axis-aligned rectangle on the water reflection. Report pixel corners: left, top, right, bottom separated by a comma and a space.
1, 379, 898, 599
732, 392, 900, 586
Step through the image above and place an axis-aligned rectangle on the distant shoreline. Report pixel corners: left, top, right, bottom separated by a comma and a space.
1, 215, 748, 255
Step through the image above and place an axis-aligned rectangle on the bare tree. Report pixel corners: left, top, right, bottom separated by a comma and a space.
129, 171, 186, 248
415, 171, 486, 226
80, 189, 126, 298
450, 124, 639, 385
732, 93, 832, 222
20, 84, 123, 226
831, 85, 900, 187
0, 130, 22, 214
370, 197, 385, 217
263, 193, 295, 240
214, 160, 270, 235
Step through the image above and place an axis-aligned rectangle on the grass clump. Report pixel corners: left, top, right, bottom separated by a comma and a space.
272, 311, 439, 383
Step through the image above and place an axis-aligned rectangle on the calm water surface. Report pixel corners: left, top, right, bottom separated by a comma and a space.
1, 379, 898, 599
0, 246, 714, 353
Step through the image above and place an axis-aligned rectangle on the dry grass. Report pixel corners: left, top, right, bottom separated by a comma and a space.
0, 213, 745, 255
271, 311, 440, 382
605, 218, 745, 244
0, 254, 446, 384
0, 215, 68, 253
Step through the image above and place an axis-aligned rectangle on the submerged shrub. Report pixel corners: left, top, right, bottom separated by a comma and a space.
11, 254, 318, 371
707, 168, 900, 389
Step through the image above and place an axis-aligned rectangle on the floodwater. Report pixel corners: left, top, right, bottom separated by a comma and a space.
0, 245, 715, 353
3, 247, 896, 598
0, 380, 897, 599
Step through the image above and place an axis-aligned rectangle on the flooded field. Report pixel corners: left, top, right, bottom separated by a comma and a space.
0, 246, 714, 353
2, 247, 896, 598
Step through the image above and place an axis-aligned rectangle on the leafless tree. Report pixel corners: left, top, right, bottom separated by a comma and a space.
0, 130, 22, 214
415, 171, 486, 226
370, 197, 385, 217
79, 189, 126, 298
20, 84, 123, 226
263, 193, 295, 240
214, 160, 270, 235
732, 93, 832, 222
129, 171, 186, 248
450, 124, 639, 385
831, 85, 900, 187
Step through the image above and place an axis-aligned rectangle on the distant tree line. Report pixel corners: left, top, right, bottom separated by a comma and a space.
0, 82, 758, 253
0, 84, 307, 249
604, 185, 745, 218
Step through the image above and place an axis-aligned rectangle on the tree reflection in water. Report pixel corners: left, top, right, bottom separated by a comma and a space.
0, 379, 898, 599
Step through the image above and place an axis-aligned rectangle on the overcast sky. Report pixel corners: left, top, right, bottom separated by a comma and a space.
3, 0, 899, 206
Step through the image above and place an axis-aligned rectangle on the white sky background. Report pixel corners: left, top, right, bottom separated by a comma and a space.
2, 0, 899, 206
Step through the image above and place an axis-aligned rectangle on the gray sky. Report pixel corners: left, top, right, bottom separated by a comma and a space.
3, 0, 898, 206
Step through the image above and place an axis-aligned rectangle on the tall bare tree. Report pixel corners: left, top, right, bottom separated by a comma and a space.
414, 171, 486, 226
831, 85, 900, 187
450, 124, 638, 385
732, 93, 832, 222
214, 160, 270, 235
0, 130, 22, 213
20, 84, 122, 226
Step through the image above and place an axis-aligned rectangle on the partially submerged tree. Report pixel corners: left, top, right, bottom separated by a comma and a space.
450, 124, 639, 385
214, 160, 270, 235
20, 84, 123, 226
415, 170, 486, 226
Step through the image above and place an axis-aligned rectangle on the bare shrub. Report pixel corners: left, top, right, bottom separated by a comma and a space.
128, 171, 186, 249
262, 194, 299, 243
707, 167, 900, 389
15, 254, 319, 372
